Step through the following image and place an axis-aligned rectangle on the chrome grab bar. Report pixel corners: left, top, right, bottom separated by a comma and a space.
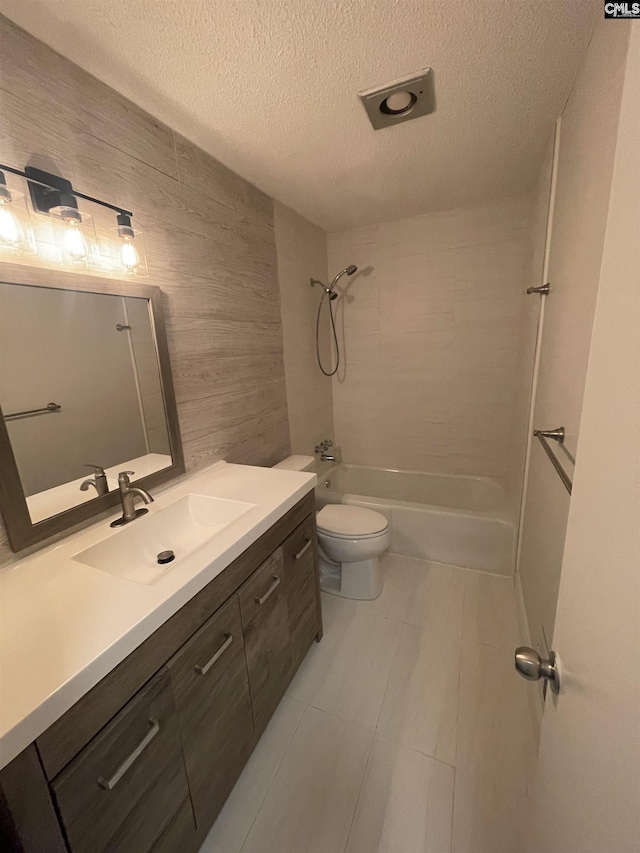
194, 633, 233, 676
533, 426, 573, 495
255, 575, 281, 605
4, 402, 61, 420
97, 717, 160, 791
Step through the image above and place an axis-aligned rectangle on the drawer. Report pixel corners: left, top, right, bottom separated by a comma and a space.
238, 547, 292, 733
151, 798, 197, 853
37, 492, 315, 782
167, 595, 254, 832
51, 669, 188, 853
282, 515, 320, 669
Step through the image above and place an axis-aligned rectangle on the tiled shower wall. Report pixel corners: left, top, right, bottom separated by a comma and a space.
327, 195, 531, 481
275, 201, 333, 458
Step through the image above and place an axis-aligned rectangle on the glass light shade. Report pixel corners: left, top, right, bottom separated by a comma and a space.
63, 219, 88, 261
102, 220, 148, 277
0, 182, 34, 258
120, 235, 140, 270
0, 203, 21, 246
28, 205, 98, 269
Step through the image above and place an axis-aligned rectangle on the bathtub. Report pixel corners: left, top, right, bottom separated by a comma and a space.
316, 464, 515, 576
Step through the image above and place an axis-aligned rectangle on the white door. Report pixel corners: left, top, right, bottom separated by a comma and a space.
522, 24, 640, 853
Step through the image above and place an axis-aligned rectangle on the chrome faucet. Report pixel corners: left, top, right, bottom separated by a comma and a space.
80, 464, 109, 496
110, 471, 154, 528
320, 453, 336, 462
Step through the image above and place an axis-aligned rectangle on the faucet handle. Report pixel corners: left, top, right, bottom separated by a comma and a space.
118, 470, 135, 485
84, 464, 106, 475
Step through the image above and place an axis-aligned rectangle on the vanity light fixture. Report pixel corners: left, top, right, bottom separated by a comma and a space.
0, 171, 22, 246
0, 162, 146, 274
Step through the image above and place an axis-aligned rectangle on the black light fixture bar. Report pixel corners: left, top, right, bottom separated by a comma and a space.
0, 162, 133, 217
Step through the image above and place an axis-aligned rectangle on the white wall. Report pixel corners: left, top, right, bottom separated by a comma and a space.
517, 18, 631, 660
327, 195, 531, 481
275, 201, 334, 460
506, 135, 554, 518
524, 22, 640, 852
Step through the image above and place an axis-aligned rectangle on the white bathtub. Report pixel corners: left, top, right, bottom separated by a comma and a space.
317, 464, 515, 576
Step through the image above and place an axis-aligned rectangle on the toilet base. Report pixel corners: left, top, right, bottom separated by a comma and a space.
318, 555, 383, 600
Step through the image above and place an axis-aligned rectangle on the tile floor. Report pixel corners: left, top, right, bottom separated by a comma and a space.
199, 553, 538, 853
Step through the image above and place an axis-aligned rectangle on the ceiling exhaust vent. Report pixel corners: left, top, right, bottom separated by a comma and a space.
359, 69, 435, 130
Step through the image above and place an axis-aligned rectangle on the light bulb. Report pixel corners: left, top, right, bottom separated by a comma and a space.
120, 237, 140, 270
63, 220, 87, 261
0, 202, 20, 246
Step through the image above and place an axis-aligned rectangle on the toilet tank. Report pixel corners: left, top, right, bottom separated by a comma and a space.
272, 455, 316, 472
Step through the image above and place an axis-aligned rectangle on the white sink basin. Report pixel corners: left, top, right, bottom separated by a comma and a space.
73, 494, 256, 584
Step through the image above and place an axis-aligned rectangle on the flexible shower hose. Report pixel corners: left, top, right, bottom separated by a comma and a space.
316, 289, 339, 376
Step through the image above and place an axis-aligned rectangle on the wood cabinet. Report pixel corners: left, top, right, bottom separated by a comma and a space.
238, 548, 292, 734
283, 514, 321, 672
167, 595, 254, 831
51, 669, 190, 853
0, 492, 321, 853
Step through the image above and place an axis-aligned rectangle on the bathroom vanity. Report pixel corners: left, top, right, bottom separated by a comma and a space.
0, 465, 320, 853
0, 266, 321, 852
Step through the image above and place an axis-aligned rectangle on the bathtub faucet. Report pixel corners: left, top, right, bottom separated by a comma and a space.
320, 453, 336, 462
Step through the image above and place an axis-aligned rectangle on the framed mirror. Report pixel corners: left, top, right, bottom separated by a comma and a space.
0, 266, 184, 551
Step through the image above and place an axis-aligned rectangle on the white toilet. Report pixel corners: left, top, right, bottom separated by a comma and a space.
273, 455, 390, 600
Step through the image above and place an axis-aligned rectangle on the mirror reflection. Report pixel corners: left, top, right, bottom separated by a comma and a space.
0, 282, 172, 523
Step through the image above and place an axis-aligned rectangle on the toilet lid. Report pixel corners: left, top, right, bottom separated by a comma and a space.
316, 505, 388, 538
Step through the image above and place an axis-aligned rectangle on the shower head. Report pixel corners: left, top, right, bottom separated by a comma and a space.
329, 264, 358, 292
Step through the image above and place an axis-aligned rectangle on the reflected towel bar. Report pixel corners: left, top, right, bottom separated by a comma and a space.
533, 427, 573, 495
4, 402, 61, 421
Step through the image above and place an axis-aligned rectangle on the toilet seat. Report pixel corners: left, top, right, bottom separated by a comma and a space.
316, 505, 388, 539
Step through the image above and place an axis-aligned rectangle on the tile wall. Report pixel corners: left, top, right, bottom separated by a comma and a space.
327, 195, 531, 481
274, 202, 333, 460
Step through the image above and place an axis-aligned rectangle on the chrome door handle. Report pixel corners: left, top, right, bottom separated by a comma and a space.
515, 646, 561, 694
294, 539, 312, 560
255, 575, 281, 605
194, 633, 233, 676
97, 717, 160, 791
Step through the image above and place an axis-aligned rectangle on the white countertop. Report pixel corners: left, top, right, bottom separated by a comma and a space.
0, 461, 316, 770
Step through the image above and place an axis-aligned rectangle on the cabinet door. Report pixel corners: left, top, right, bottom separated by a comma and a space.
282, 515, 321, 671
167, 595, 254, 833
238, 547, 291, 733
51, 669, 188, 853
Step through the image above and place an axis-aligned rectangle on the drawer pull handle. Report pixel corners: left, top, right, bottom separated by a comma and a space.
97, 717, 160, 791
294, 539, 312, 560
255, 575, 281, 605
194, 633, 233, 676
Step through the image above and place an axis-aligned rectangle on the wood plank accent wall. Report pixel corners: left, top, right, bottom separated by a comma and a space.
0, 16, 291, 563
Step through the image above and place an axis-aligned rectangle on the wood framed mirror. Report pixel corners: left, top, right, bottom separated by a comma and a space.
0, 263, 184, 552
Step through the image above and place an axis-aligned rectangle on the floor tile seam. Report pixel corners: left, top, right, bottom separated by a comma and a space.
307, 618, 402, 736
387, 551, 514, 581
449, 762, 457, 853
396, 618, 466, 647
306, 701, 380, 737
237, 699, 311, 853
369, 614, 404, 734
452, 766, 532, 799
373, 730, 458, 773
341, 728, 377, 853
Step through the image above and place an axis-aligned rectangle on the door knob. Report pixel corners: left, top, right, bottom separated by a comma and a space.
514, 646, 561, 694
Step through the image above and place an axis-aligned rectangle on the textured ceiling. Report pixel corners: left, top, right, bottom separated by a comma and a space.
0, 0, 598, 230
